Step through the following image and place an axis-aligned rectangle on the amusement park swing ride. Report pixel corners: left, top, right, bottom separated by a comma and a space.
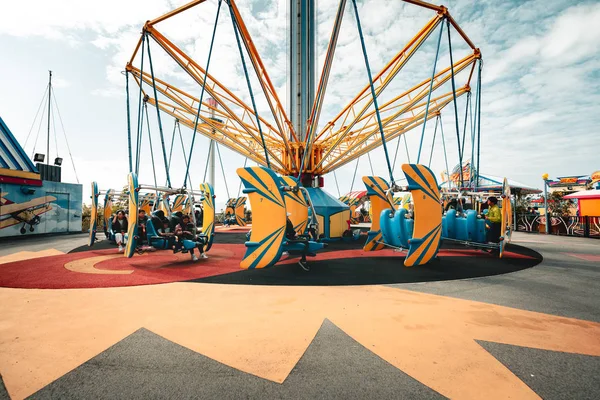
90, 0, 514, 269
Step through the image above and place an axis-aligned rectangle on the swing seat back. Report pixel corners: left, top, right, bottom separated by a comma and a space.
234, 196, 247, 226
362, 176, 395, 251
88, 181, 99, 246
225, 198, 235, 221
238, 166, 287, 269
500, 178, 512, 258
281, 176, 309, 235
103, 188, 114, 238
238, 166, 324, 269
401, 164, 442, 267
171, 194, 188, 213
199, 183, 216, 251
125, 172, 140, 258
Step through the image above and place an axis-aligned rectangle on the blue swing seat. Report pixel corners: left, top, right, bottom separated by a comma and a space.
379, 208, 414, 249
442, 209, 486, 243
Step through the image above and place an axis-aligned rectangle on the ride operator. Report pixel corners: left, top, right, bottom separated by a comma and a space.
485, 196, 502, 243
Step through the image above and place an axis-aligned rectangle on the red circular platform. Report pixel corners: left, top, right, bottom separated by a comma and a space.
0, 245, 246, 289
0, 242, 540, 289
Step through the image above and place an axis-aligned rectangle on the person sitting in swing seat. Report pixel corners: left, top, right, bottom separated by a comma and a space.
112, 210, 128, 253
152, 210, 175, 249
137, 209, 155, 252
485, 196, 502, 245
283, 212, 310, 271
173, 214, 207, 262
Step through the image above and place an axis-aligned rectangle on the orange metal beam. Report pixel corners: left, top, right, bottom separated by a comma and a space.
320, 87, 469, 173
315, 13, 443, 143
147, 0, 206, 26
315, 52, 478, 172
228, 0, 296, 144
128, 66, 287, 171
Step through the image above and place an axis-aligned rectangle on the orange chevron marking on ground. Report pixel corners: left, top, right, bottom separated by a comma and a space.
0, 283, 598, 399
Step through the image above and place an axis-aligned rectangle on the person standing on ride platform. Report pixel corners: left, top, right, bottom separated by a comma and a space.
112, 210, 128, 253
485, 196, 502, 243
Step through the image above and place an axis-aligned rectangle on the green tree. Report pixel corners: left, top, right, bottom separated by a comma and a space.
546, 191, 574, 216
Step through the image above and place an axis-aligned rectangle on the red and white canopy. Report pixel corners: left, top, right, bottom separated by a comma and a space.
564, 190, 600, 200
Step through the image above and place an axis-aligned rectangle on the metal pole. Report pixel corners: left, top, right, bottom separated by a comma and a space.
208, 99, 216, 190
47, 70, 52, 164
544, 179, 549, 234
289, 0, 316, 141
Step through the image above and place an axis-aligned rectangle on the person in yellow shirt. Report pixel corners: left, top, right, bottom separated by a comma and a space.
485, 196, 502, 243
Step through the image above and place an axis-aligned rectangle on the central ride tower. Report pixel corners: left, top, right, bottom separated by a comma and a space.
289, 0, 350, 239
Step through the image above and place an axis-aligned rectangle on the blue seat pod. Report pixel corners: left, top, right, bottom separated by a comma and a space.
283, 240, 325, 257
476, 216, 486, 243
441, 213, 449, 238
144, 217, 168, 250
455, 213, 469, 241
465, 210, 486, 243
380, 208, 412, 249
444, 210, 457, 239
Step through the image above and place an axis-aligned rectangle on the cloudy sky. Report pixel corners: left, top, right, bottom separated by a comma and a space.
1, 0, 599, 209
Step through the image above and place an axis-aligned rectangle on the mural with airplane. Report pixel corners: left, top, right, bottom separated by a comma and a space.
0, 193, 56, 234
0, 184, 82, 237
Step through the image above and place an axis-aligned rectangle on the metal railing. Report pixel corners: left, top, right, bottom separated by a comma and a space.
516, 214, 600, 239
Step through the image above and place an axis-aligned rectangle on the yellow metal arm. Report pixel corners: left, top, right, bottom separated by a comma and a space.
125, 0, 482, 179
228, 0, 296, 145
128, 68, 288, 172
314, 13, 444, 144
314, 53, 479, 173
321, 87, 469, 173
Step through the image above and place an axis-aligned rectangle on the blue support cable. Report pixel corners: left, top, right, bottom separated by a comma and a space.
125, 72, 133, 173
350, 157, 360, 192
167, 120, 177, 170
416, 19, 445, 164
135, 34, 146, 175
439, 115, 451, 189
476, 60, 482, 191
228, 2, 270, 169
177, 121, 194, 190
470, 86, 476, 185
237, 157, 248, 197
460, 92, 470, 159
203, 144, 213, 183
428, 115, 439, 168
183, 0, 222, 187
215, 143, 230, 199
146, 35, 172, 187
143, 103, 159, 191
351, 0, 394, 183
447, 21, 463, 188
